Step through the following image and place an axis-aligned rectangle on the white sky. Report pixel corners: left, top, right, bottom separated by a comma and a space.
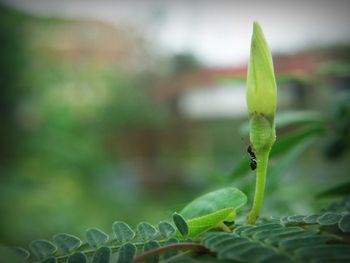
3, 0, 350, 66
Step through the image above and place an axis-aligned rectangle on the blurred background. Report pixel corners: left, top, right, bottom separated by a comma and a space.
0, 0, 350, 246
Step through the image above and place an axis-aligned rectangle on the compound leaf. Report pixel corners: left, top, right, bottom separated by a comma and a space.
143, 240, 160, 263
285, 215, 306, 225
29, 240, 57, 260
260, 254, 294, 263
234, 225, 254, 235
172, 213, 188, 237
162, 238, 179, 259
303, 214, 322, 224
113, 221, 135, 243
295, 245, 350, 260
252, 226, 304, 240
317, 213, 342, 226
311, 259, 350, 263
279, 235, 340, 251
240, 223, 282, 237
339, 213, 350, 233
92, 247, 111, 263
157, 221, 176, 238
52, 233, 81, 254
43, 257, 56, 263
0, 246, 26, 263
11, 247, 30, 261
86, 228, 109, 249
117, 243, 136, 263
67, 252, 87, 263
137, 222, 158, 241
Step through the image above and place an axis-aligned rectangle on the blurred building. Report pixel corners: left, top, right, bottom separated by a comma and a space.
153, 47, 350, 121
24, 17, 154, 72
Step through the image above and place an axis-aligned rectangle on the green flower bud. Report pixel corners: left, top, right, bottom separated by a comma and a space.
247, 21, 277, 118
246, 21, 277, 153
246, 22, 278, 224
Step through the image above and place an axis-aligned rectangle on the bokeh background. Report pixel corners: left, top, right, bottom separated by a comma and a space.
1, 0, 349, 247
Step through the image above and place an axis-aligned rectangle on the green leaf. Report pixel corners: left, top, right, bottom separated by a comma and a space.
180, 187, 247, 220
304, 214, 322, 224
239, 223, 283, 237
265, 230, 319, 246
29, 240, 57, 260
295, 245, 350, 260
157, 221, 176, 238
230, 157, 250, 180
227, 246, 277, 262
234, 225, 254, 235
52, 233, 81, 254
143, 240, 160, 263
285, 215, 306, 225
67, 252, 87, 263
317, 213, 342, 226
311, 259, 350, 263
162, 238, 178, 259
113, 221, 135, 243
92, 247, 111, 263
0, 246, 26, 263
43, 257, 56, 263
317, 181, 350, 198
269, 136, 316, 178
11, 247, 30, 261
86, 228, 109, 249
117, 243, 136, 263
275, 111, 324, 128
201, 232, 294, 263
260, 254, 294, 263
279, 235, 340, 251
185, 208, 235, 237
270, 125, 322, 157
252, 226, 304, 240
207, 235, 240, 251
338, 213, 350, 233
172, 213, 189, 237
137, 222, 158, 241
200, 222, 350, 263
205, 234, 253, 255
218, 242, 261, 261
201, 232, 234, 248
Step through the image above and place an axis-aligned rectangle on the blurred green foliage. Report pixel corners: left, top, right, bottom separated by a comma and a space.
0, 3, 350, 249
0, 4, 171, 245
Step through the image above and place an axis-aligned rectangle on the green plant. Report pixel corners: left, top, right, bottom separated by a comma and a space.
2, 21, 350, 263
2, 191, 350, 263
245, 22, 277, 224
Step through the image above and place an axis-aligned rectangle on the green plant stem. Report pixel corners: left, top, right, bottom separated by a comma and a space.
247, 150, 270, 224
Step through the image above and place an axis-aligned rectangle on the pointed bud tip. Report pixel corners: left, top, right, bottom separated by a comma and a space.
253, 21, 260, 30
247, 21, 277, 118
252, 21, 265, 43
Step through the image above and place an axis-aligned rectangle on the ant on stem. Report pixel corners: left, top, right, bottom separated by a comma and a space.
247, 145, 257, 171
241, 138, 257, 171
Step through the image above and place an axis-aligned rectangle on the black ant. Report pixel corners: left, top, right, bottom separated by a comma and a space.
247, 145, 257, 171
